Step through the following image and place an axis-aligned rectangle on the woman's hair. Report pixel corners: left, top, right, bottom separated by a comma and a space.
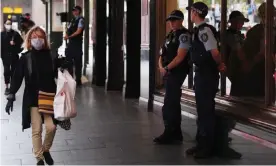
23, 26, 50, 50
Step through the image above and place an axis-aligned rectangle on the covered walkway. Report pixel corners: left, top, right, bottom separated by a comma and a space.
1, 82, 276, 165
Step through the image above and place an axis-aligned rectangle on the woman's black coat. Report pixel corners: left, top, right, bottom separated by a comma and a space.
9, 50, 62, 131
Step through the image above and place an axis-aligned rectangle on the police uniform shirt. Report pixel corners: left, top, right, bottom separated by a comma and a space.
160, 28, 191, 55
159, 28, 191, 71
68, 16, 84, 29
196, 23, 218, 51
178, 32, 192, 50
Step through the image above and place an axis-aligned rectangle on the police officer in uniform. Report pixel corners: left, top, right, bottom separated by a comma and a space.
64, 5, 85, 86
185, 2, 226, 158
224, 11, 249, 96
153, 10, 191, 144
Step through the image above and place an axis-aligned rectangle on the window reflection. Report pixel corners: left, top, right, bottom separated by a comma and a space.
224, 1, 272, 102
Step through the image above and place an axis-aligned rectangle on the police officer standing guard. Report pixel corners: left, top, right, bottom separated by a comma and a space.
154, 10, 191, 144
185, 2, 226, 158
64, 5, 85, 86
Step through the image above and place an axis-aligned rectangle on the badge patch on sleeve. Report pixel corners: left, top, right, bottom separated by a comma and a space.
180, 34, 188, 43
200, 33, 208, 42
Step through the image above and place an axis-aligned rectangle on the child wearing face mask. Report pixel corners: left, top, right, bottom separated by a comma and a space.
1, 19, 23, 95
5, 26, 67, 165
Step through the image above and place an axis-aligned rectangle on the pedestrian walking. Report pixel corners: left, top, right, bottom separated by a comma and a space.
5, 26, 67, 165
1, 19, 23, 95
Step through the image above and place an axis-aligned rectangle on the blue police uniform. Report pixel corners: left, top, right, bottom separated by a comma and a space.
161, 28, 191, 127
191, 21, 219, 151
154, 10, 191, 144
66, 14, 84, 85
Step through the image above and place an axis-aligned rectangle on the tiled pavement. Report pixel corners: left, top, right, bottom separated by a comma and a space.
1, 82, 276, 165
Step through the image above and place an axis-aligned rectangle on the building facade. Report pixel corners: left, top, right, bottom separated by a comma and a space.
41, 0, 276, 132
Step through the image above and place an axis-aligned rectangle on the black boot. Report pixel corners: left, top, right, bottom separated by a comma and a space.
186, 146, 199, 156
4, 88, 10, 95
194, 147, 213, 159
193, 136, 214, 159
37, 160, 44, 165
153, 128, 176, 144
43, 152, 54, 165
216, 147, 242, 159
172, 126, 183, 142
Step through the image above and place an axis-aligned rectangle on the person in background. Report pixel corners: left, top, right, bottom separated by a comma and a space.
224, 11, 249, 96
64, 5, 85, 86
154, 10, 191, 144
20, 16, 35, 40
5, 26, 67, 165
1, 19, 23, 95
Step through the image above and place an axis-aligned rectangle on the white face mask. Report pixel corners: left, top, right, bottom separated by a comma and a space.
4, 24, 11, 31
31, 38, 45, 50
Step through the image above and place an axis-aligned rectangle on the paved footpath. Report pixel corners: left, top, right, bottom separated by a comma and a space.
1, 80, 276, 165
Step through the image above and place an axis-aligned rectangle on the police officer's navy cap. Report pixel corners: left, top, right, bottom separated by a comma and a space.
186, 2, 208, 17
72, 5, 82, 12
166, 10, 184, 21
229, 11, 249, 22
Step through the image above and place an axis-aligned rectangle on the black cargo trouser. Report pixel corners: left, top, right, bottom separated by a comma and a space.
162, 72, 187, 129
65, 42, 83, 82
194, 72, 219, 149
1, 53, 19, 84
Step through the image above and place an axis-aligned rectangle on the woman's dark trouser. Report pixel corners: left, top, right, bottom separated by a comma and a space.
1, 54, 19, 85
162, 72, 186, 130
194, 72, 219, 148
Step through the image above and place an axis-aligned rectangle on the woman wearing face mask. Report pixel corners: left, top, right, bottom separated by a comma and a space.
1, 19, 23, 95
5, 26, 67, 165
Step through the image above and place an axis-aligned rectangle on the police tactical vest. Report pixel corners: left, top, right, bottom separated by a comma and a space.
160, 27, 190, 74
67, 16, 84, 43
191, 23, 218, 73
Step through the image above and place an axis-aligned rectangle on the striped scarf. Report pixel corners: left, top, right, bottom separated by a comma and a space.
38, 91, 55, 114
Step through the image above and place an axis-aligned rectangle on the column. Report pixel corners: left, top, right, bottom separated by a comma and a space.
148, 0, 166, 110
83, 0, 90, 75
123, 0, 141, 98
92, 0, 97, 84
106, 0, 124, 91
94, 0, 107, 86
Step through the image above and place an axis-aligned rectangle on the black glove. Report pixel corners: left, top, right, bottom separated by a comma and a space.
6, 94, 15, 115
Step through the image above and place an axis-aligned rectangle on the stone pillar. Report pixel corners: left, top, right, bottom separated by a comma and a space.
124, 0, 141, 98
106, 0, 124, 91
92, 0, 97, 84
83, 0, 90, 75
94, 0, 107, 86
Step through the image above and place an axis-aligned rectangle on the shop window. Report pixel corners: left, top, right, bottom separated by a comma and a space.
224, 1, 270, 103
